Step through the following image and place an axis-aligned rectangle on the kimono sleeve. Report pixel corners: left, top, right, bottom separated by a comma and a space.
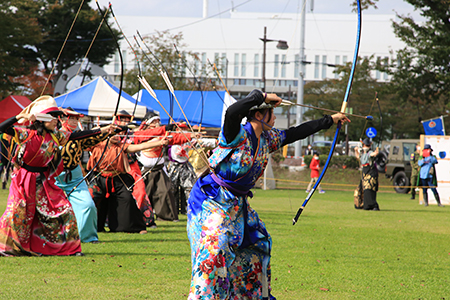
56, 130, 71, 146
266, 128, 286, 153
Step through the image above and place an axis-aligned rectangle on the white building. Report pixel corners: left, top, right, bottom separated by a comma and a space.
100, 9, 404, 133
107, 10, 403, 90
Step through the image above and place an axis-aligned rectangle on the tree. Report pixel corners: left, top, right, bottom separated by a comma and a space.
304, 57, 394, 142
124, 30, 219, 96
0, 0, 121, 97
385, 0, 450, 137
27, 0, 119, 89
33, 0, 121, 87
0, 0, 42, 97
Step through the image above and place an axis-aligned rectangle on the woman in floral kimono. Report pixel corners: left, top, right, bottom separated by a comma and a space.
187, 89, 349, 299
0, 96, 85, 256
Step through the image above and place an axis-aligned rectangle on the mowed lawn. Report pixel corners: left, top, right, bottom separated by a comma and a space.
0, 183, 449, 299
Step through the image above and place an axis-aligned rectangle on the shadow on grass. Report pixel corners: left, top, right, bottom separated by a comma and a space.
81, 251, 190, 257
374, 208, 448, 213
154, 222, 187, 228
97, 238, 188, 243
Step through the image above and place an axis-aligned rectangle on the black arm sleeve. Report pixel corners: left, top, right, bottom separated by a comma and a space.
69, 128, 102, 140
223, 89, 265, 143
282, 115, 334, 146
0, 117, 18, 136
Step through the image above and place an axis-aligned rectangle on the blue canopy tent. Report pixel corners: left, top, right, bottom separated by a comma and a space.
134, 89, 236, 128
55, 77, 149, 118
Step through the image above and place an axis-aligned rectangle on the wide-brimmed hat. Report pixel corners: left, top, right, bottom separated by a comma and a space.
62, 107, 84, 118
116, 110, 132, 118
18, 95, 62, 123
424, 144, 433, 151
362, 138, 372, 146
144, 111, 161, 125
192, 124, 205, 130
175, 122, 188, 129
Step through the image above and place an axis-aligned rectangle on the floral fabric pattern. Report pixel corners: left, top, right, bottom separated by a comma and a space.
187, 123, 284, 299
0, 128, 81, 256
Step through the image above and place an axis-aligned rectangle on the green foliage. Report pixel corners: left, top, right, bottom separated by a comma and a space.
304, 57, 391, 141
0, 0, 42, 95
34, 0, 121, 80
303, 154, 359, 169
0, 0, 121, 97
124, 30, 221, 96
382, 1, 450, 137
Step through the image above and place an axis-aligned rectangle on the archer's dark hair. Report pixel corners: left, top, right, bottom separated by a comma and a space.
28, 121, 46, 136
247, 108, 273, 122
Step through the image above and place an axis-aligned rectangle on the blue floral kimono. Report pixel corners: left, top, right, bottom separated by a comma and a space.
187, 122, 285, 299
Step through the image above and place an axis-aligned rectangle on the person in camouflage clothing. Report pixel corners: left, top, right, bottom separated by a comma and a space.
410, 144, 420, 200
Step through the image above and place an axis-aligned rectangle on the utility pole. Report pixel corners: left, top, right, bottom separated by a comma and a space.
294, 0, 307, 158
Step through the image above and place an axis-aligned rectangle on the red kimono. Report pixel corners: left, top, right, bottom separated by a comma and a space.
0, 128, 82, 256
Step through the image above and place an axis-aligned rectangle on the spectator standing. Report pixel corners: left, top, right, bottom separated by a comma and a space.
306, 151, 325, 193
418, 144, 444, 207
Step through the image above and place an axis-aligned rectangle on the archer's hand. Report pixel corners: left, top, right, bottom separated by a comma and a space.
331, 113, 350, 124
159, 137, 170, 147
265, 93, 283, 108
191, 132, 202, 139
101, 124, 120, 135
17, 113, 36, 123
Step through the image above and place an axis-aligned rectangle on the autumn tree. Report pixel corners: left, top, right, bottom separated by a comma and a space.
33, 0, 121, 85
0, 0, 42, 97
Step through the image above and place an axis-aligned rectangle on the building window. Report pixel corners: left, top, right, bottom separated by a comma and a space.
314, 55, 320, 79
114, 51, 120, 73
201, 52, 207, 76
321, 55, 327, 79
335, 55, 340, 78
122, 50, 127, 70
194, 53, 200, 75
234, 53, 239, 77
274, 54, 279, 77
241, 53, 246, 77
254, 54, 259, 77
341, 55, 348, 76
376, 56, 381, 79
383, 57, 389, 80
281, 54, 287, 78
221, 53, 227, 77
294, 54, 299, 78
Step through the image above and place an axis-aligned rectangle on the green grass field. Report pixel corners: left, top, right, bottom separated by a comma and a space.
0, 170, 449, 299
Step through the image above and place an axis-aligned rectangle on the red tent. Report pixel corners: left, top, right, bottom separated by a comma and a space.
0, 95, 32, 123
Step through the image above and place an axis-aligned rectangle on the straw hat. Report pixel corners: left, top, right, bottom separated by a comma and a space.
62, 107, 84, 118
18, 95, 62, 123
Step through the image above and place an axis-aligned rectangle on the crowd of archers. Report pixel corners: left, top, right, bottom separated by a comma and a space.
0, 90, 351, 300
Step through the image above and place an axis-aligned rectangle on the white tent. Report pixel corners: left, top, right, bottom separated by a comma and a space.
55, 77, 149, 118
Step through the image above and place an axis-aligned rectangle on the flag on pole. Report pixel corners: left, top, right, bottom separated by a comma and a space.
422, 116, 445, 136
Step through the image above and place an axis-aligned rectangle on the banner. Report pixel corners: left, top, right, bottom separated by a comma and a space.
422, 116, 445, 136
